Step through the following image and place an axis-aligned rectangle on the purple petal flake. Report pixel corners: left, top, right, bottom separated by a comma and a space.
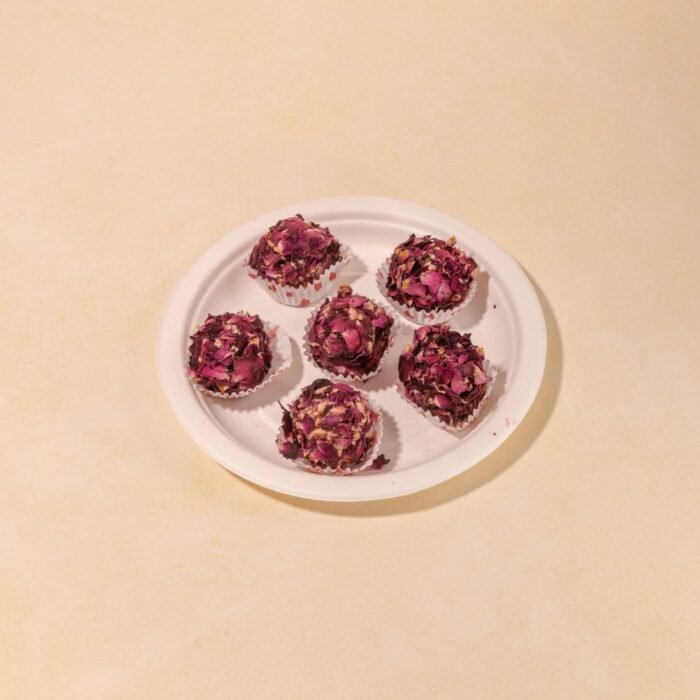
398, 324, 492, 427
434, 393, 452, 408
278, 440, 299, 459
341, 328, 361, 352
473, 365, 489, 385
248, 214, 342, 288
301, 415, 315, 435
199, 365, 229, 381
322, 334, 347, 356
419, 269, 442, 293
369, 453, 390, 470
386, 234, 478, 312
403, 279, 426, 297
187, 312, 272, 395
307, 285, 395, 379
450, 375, 469, 395
276, 379, 382, 472
311, 441, 338, 464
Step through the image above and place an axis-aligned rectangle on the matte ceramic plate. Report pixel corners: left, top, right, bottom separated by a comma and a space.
157, 196, 546, 501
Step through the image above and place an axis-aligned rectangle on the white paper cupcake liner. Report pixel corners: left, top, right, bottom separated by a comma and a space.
244, 244, 351, 307
277, 391, 385, 475
186, 319, 292, 399
375, 253, 479, 325
301, 301, 398, 382
395, 360, 497, 433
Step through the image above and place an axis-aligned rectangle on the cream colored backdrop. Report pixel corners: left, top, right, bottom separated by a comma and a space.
1, 1, 698, 698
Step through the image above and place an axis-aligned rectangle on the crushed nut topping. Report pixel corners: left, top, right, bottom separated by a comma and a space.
386, 234, 477, 312
277, 379, 388, 470
398, 324, 491, 427
248, 214, 342, 288
308, 285, 394, 378
188, 312, 271, 394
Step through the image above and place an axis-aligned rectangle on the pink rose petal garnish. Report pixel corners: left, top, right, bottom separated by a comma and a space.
277, 379, 388, 471
386, 234, 477, 312
248, 214, 342, 288
187, 312, 272, 395
307, 285, 395, 379
398, 324, 492, 427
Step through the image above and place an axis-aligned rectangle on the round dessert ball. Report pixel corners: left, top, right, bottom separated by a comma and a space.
277, 379, 387, 472
398, 324, 492, 427
187, 312, 272, 395
385, 234, 477, 312
307, 285, 394, 379
248, 214, 342, 288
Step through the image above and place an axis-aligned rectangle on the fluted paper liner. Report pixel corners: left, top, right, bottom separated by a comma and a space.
277, 391, 385, 475
395, 360, 497, 432
302, 300, 398, 383
375, 249, 479, 325
244, 244, 351, 307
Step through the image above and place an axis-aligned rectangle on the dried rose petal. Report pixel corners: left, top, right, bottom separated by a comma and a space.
386, 234, 477, 312
187, 312, 272, 395
369, 454, 390, 470
276, 379, 387, 471
248, 214, 342, 288
307, 285, 394, 379
398, 324, 492, 427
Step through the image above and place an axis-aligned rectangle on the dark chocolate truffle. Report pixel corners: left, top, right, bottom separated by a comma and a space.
187, 312, 272, 395
248, 214, 342, 288
307, 285, 394, 379
385, 234, 477, 313
398, 324, 491, 427
277, 379, 388, 472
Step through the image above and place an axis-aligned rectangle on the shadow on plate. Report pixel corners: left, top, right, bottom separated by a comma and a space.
239, 271, 562, 516
360, 346, 401, 392
453, 270, 489, 329
337, 254, 368, 288
353, 408, 400, 474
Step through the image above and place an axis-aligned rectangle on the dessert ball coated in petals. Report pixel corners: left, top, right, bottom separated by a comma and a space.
385, 234, 477, 313
307, 285, 394, 378
248, 214, 342, 288
398, 324, 492, 427
187, 312, 272, 395
277, 379, 389, 472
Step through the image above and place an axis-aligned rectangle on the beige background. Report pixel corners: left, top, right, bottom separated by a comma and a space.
2, 1, 699, 698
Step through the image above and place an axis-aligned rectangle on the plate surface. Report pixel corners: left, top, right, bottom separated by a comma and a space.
157, 197, 546, 501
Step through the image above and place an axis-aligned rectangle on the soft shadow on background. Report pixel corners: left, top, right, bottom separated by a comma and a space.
244, 273, 562, 516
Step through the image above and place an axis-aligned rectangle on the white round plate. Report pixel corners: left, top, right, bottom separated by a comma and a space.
157, 196, 546, 502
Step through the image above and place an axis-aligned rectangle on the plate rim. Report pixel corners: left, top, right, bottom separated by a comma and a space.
156, 195, 547, 502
